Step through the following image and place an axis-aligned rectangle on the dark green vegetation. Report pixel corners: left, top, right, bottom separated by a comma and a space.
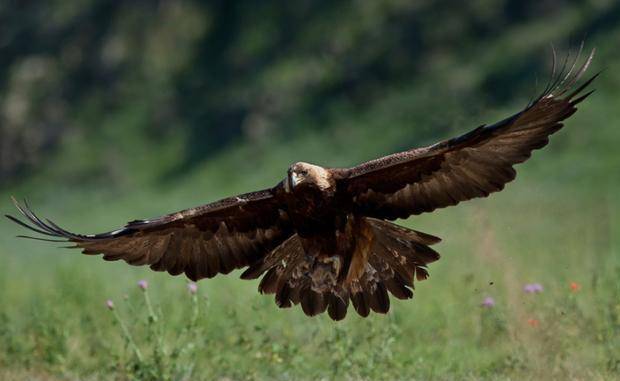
1, 1, 619, 380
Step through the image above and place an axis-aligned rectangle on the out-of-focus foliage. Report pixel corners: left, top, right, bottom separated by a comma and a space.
2, 0, 619, 185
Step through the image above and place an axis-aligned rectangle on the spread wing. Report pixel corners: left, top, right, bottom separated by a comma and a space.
6, 186, 292, 281
339, 49, 597, 220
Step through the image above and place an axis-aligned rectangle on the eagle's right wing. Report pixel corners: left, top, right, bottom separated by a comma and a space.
7, 185, 292, 281
338, 49, 597, 220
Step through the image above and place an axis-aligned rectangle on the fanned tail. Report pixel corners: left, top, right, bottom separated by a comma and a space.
347, 218, 440, 318
242, 217, 441, 320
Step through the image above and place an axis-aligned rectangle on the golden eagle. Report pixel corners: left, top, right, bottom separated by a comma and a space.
7, 49, 597, 320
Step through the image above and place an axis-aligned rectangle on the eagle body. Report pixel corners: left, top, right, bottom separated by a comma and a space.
248, 162, 440, 319
7, 49, 598, 320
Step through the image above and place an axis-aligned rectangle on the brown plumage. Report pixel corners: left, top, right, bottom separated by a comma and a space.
6, 49, 597, 320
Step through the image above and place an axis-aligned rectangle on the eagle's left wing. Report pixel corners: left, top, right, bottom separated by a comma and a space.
338, 49, 597, 220
6, 186, 292, 281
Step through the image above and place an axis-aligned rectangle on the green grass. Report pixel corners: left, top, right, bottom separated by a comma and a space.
1, 117, 619, 380
1, 37, 620, 381
1, 190, 619, 381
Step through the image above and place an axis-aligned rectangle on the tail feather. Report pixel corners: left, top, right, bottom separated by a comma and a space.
415, 267, 430, 281
369, 219, 442, 246
384, 276, 414, 299
241, 235, 300, 280
368, 282, 390, 313
300, 288, 327, 316
258, 267, 279, 294
274, 253, 305, 308
367, 242, 413, 286
247, 218, 441, 320
327, 292, 349, 320
351, 288, 371, 317
275, 283, 293, 308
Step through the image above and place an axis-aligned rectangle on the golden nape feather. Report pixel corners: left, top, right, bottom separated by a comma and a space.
7, 47, 597, 320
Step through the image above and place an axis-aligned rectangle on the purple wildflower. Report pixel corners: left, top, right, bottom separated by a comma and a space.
524, 283, 543, 294
137, 280, 148, 291
481, 296, 495, 308
106, 299, 114, 310
187, 282, 198, 295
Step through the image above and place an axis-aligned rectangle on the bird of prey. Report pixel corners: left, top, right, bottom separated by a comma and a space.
7, 49, 597, 320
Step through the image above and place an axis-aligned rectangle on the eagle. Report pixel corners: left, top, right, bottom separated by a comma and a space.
7, 49, 597, 320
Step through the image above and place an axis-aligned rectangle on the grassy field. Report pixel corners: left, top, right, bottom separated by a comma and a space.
2, 119, 619, 380
2, 40, 620, 381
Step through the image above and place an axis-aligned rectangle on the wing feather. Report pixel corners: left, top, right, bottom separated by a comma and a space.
339, 49, 597, 220
7, 186, 292, 281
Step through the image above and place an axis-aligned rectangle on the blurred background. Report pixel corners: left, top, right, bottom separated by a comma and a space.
0, 1, 619, 380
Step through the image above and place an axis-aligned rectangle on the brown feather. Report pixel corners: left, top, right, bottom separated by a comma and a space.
384, 277, 413, 300
369, 282, 390, 313
300, 289, 327, 316
258, 267, 280, 294
7, 190, 292, 281
351, 290, 371, 317
327, 293, 349, 321
340, 49, 597, 221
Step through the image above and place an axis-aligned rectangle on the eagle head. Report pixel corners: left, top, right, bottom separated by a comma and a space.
285, 162, 333, 193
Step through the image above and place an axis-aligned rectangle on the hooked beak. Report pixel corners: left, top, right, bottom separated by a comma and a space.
285, 173, 299, 193
291, 173, 300, 188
